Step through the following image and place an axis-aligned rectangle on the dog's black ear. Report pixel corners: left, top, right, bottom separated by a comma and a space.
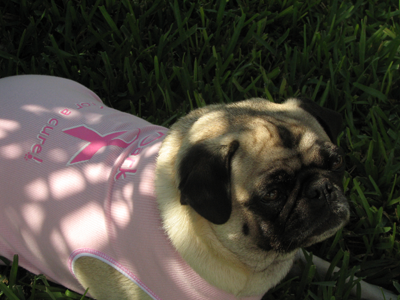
178, 140, 240, 225
297, 98, 343, 144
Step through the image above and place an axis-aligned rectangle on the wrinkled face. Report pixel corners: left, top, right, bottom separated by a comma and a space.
176, 98, 350, 271
209, 117, 349, 268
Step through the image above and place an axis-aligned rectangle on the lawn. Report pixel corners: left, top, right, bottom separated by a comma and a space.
1, 0, 400, 299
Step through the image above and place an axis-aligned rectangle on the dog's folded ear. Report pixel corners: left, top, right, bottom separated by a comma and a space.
297, 98, 343, 144
178, 140, 240, 225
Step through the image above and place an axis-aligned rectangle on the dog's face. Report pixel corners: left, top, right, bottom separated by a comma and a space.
173, 98, 350, 271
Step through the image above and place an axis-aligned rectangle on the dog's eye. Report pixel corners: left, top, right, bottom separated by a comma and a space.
264, 189, 279, 201
332, 155, 343, 170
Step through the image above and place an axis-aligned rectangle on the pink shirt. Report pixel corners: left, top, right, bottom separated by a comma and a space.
0, 75, 262, 300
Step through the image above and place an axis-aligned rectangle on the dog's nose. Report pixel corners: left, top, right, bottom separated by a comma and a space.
305, 178, 333, 202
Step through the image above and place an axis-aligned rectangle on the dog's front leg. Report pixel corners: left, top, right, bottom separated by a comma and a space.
74, 256, 152, 300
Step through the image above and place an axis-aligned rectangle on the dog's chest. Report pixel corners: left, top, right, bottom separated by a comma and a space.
0, 75, 168, 295
0, 75, 264, 300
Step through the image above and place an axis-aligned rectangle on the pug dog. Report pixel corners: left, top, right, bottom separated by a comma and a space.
1, 75, 352, 300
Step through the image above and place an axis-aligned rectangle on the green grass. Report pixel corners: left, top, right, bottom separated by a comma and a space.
1, 0, 400, 299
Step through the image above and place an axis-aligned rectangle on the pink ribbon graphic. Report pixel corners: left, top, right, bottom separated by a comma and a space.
63, 125, 140, 165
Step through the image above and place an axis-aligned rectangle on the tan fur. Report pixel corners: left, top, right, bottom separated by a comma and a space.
154, 98, 345, 297
74, 98, 349, 299
74, 257, 152, 300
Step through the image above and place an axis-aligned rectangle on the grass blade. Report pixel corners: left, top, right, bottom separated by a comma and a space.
98, 5, 123, 39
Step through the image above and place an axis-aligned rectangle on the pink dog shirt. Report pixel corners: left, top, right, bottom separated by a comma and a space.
0, 75, 262, 300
